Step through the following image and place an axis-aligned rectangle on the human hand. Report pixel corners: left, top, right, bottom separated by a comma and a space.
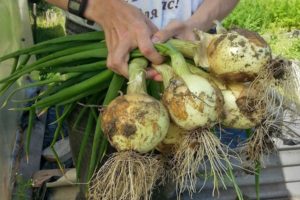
153, 20, 196, 42
150, 20, 196, 81
84, 0, 164, 78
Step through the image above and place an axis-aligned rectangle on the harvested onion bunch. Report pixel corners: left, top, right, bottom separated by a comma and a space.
88, 58, 170, 200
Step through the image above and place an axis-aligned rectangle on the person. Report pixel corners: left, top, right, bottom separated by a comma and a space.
44, 0, 240, 199
46, 0, 239, 80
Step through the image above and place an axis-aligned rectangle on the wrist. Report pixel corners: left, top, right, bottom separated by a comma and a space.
83, 0, 95, 20
84, 0, 106, 22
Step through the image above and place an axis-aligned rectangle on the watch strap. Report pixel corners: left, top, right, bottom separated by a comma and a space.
68, 0, 88, 19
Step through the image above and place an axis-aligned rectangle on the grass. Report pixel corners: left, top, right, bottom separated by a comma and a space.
223, 0, 300, 33
12, 173, 33, 200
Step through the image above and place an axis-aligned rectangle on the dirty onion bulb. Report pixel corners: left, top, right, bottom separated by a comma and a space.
189, 63, 286, 169
155, 44, 222, 131
169, 23, 272, 82
88, 58, 169, 200
188, 64, 264, 129
154, 43, 234, 196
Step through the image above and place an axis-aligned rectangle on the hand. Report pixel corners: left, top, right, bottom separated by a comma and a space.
153, 20, 196, 42
84, 0, 164, 78
149, 20, 196, 81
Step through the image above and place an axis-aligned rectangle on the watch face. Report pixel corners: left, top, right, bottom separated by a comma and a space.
69, 1, 81, 11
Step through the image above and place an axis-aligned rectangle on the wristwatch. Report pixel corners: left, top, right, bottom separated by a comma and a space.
68, 0, 88, 19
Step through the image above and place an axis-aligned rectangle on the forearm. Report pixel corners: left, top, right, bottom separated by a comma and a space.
45, 0, 112, 22
45, 0, 68, 10
186, 0, 239, 31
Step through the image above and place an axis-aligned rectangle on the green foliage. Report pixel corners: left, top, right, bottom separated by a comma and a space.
223, 0, 300, 33
12, 174, 33, 200
28, 0, 52, 14
35, 25, 65, 43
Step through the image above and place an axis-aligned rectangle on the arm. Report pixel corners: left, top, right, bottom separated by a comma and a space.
45, 0, 68, 10
46, 0, 164, 78
186, 0, 239, 31
153, 0, 239, 41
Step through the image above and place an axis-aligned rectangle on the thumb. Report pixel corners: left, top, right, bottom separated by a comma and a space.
152, 20, 185, 43
152, 28, 174, 43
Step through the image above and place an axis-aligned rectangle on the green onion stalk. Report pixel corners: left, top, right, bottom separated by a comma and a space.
88, 58, 169, 200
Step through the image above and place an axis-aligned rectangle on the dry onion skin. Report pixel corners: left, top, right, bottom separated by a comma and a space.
153, 44, 234, 197
88, 58, 169, 200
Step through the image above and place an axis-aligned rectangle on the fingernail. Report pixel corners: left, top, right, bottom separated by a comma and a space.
151, 36, 161, 43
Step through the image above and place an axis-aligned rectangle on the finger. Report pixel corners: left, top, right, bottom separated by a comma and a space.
108, 40, 132, 78
105, 29, 119, 73
146, 68, 159, 79
136, 28, 164, 64
146, 68, 163, 81
152, 20, 185, 42
175, 30, 196, 41
104, 29, 113, 53
153, 74, 163, 82
109, 26, 119, 51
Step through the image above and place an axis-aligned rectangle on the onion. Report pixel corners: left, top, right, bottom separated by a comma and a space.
101, 58, 169, 153
256, 58, 300, 113
242, 58, 300, 166
89, 58, 169, 200
153, 46, 223, 130
101, 93, 170, 153
188, 63, 276, 167
154, 44, 235, 196
188, 64, 262, 129
156, 123, 185, 155
221, 84, 260, 128
169, 22, 272, 82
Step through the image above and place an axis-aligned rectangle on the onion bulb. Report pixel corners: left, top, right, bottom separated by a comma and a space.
101, 93, 170, 153
188, 63, 277, 167
156, 123, 185, 155
254, 58, 300, 114
89, 58, 169, 200
189, 64, 264, 129
242, 58, 300, 166
154, 43, 234, 197
169, 22, 272, 82
153, 45, 223, 130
